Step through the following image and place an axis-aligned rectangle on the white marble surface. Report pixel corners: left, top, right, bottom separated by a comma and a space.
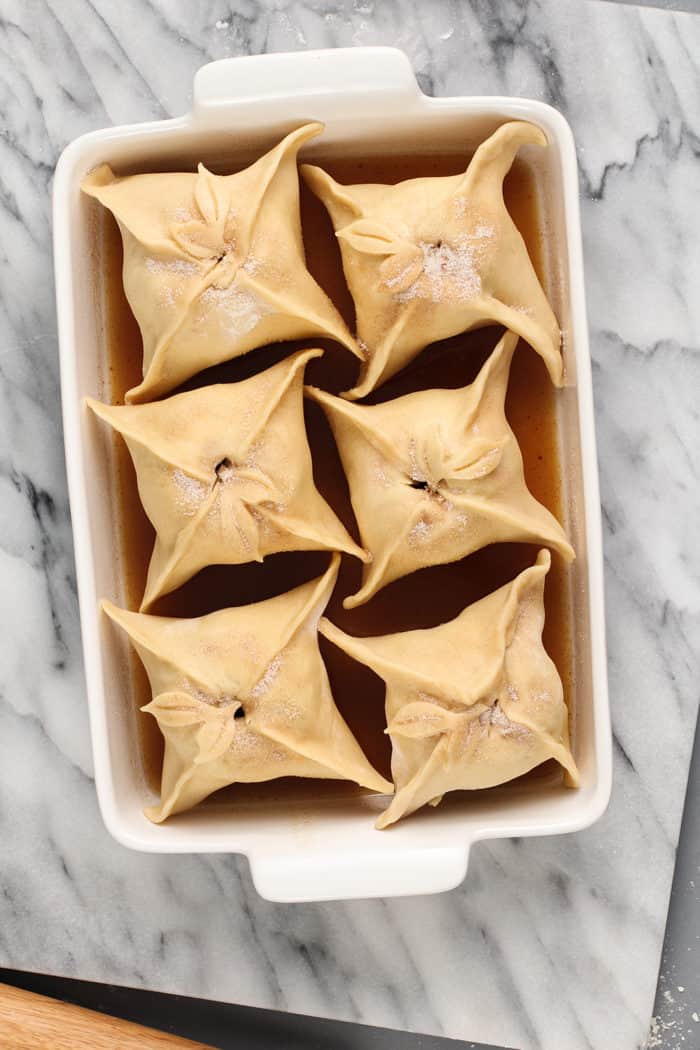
1, 2, 699, 1049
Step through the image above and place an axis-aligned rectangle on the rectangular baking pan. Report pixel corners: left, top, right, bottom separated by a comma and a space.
53, 46, 611, 903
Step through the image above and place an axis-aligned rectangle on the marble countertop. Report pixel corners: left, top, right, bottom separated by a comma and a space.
1, 2, 699, 1049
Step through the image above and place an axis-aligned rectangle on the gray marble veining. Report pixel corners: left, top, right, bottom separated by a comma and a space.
1, 2, 699, 1049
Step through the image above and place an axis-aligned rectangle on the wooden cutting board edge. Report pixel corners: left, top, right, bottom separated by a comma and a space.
0, 981, 214, 1049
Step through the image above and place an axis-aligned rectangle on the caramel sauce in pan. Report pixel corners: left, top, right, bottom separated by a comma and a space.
103, 153, 571, 805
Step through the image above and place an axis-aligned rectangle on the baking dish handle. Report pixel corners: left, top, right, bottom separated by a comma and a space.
192, 47, 422, 122
249, 844, 470, 904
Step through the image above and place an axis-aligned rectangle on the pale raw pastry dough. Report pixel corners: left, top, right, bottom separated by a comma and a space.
83, 123, 361, 402
87, 349, 367, 610
307, 331, 573, 608
321, 550, 578, 828
302, 121, 561, 399
104, 556, 392, 822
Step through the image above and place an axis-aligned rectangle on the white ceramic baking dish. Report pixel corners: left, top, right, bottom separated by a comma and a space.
53, 46, 611, 903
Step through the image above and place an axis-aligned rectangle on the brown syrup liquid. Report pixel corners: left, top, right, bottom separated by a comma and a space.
103, 153, 571, 806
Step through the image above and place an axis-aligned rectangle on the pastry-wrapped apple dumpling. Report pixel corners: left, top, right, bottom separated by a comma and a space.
307, 330, 573, 608
104, 556, 392, 822
83, 123, 361, 402
87, 349, 368, 610
321, 550, 578, 828
303, 121, 561, 399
